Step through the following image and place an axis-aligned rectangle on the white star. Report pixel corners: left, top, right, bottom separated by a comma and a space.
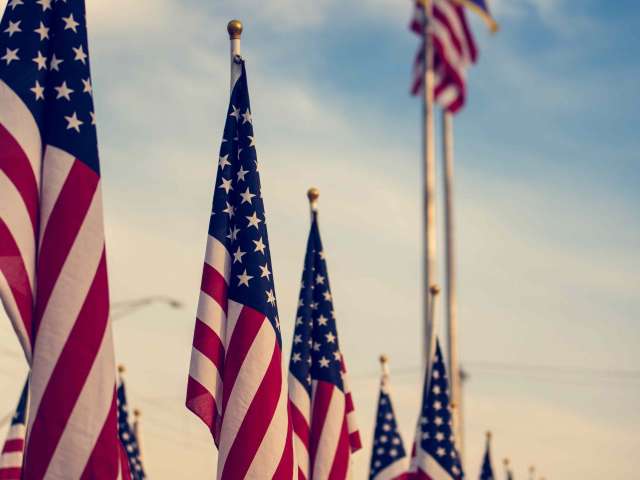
253, 237, 266, 254
72, 45, 87, 64
325, 332, 336, 343
229, 105, 240, 120
55, 81, 74, 100
36, 0, 52, 11
259, 263, 271, 280
390, 448, 398, 457
292, 352, 301, 363
218, 177, 233, 193
82, 78, 92, 94
90, 111, 96, 125
64, 112, 83, 132
295, 316, 303, 326
8, 0, 23, 9
306, 374, 312, 384
236, 166, 249, 182
222, 202, 235, 218
265, 289, 276, 306
226, 225, 240, 241
34, 22, 49, 40
32, 51, 47, 70
310, 302, 319, 310
313, 342, 321, 351
317, 315, 328, 326
4, 20, 21, 37
380, 435, 388, 443
382, 423, 391, 431
246, 212, 261, 229
319, 356, 330, 368
315, 274, 325, 285
236, 269, 253, 287
219, 154, 231, 169
436, 447, 446, 457
319, 250, 326, 260
333, 351, 341, 361
323, 290, 332, 302
49, 53, 63, 71
434, 416, 443, 426
1, 48, 19, 65
435, 432, 444, 441
432, 385, 441, 395
240, 187, 256, 205
294, 334, 302, 344
247, 135, 256, 147
433, 400, 442, 410
232, 246, 246, 264
62, 14, 80, 32
30, 81, 44, 101
242, 109, 252, 124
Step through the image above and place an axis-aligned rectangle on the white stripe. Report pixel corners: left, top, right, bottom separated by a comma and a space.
45, 326, 116, 478
204, 235, 231, 283
288, 374, 311, 424
411, 448, 455, 480
245, 365, 290, 478
5, 424, 25, 441
0, 79, 42, 188
224, 299, 243, 348
0, 269, 31, 362
28, 186, 105, 430
312, 384, 345, 480
293, 433, 309, 478
217, 319, 274, 478
434, 1, 471, 63
373, 457, 410, 480
0, 451, 23, 469
38, 146, 75, 250
189, 347, 223, 414
197, 288, 226, 337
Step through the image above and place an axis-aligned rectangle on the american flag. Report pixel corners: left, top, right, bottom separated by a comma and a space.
409, 339, 464, 480
0, 379, 28, 480
186, 57, 295, 479
288, 209, 361, 479
369, 362, 408, 480
456, 0, 498, 32
479, 435, 494, 480
410, 0, 478, 113
0, 0, 122, 477
117, 376, 146, 480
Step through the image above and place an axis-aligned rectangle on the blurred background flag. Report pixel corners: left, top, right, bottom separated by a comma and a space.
185, 44, 295, 478
409, 339, 463, 480
287, 188, 361, 480
117, 367, 146, 480
410, 0, 478, 113
0, 379, 28, 480
454, 0, 498, 32
479, 432, 495, 480
503, 459, 514, 480
0, 0, 122, 477
369, 355, 408, 480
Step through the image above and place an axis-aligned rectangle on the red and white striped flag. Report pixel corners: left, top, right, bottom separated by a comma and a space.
410, 0, 478, 113
186, 58, 295, 479
0, 1, 124, 478
0, 380, 28, 480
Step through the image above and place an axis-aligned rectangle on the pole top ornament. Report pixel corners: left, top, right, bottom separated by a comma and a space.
429, 284, 440, 296
118, 364, 125, 374
379, 354, 388, 365
307, 187, 320, 204
227, 20, 243, 39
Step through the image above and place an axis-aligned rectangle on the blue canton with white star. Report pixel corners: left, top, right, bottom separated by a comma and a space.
417, 340, 464, 479
117, 381, 146, 480
0, 0, 99, 172
289, 211, 343, 393
209, 58, 281, 343
369, 382, 406, 479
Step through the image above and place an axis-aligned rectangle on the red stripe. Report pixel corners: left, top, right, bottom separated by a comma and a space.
290, 400, 310, 449
0, 219, 33, 345
327, 415, 350, 480
220, 341, 282, 480
297, 467, 307, 480
345, 392, 355, 413
201, 263, 228, 315
457, 4, 478, 62
0, 468, 22, 480
1, 439, 24, 454
80, 389, 119, 480
272, 401, 295, 480
192, 318, 225, 373
220, 305, 264, 416
433, 6, 464, 57
24, 250, 111, 479
33, 160, 98, 339
349, 431, 362, 452
308, 381, 333, 475
186, 377, 221, 445
0, 122, 39, 232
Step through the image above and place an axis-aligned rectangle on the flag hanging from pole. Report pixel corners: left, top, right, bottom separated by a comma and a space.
409, 339, 464, 480
0, 379, 28, 480
0, 0, 122, 477
410, 0, 478, 113
369, 361, 408, 480
288, 206, 361, 479
479, 434, 495, 480
186, 56, 295, 479
117, 375, 146, 480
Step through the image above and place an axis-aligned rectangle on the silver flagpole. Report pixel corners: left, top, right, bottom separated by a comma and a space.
422, 0, 438, 372
442, 110, 463, 460
227, 19, 242, 87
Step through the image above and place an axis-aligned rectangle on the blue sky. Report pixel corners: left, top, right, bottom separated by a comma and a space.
1, 0, 639, 478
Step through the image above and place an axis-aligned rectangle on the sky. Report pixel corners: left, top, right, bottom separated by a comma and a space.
1, 0, 639, 478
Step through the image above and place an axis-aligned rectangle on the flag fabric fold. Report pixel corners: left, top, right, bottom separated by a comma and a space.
0, 379, 28, 480
186, 57, 295, 479
288, 209, 361, 480
0, 0, 121, 477
409, 339, 464, 480
479, 437, 494, 480
117, 376, 146, 480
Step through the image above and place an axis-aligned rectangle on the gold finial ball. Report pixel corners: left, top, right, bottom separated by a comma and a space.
307, 187, 320, 203
529, 466, 536, 473
118, 364, 125, 374
485, 430, 492, 440
133, 408, 141, 418
227, 20, 243, 39
379, 354, 388, 364
429, 285, 441, 295
503, 458, 510, 466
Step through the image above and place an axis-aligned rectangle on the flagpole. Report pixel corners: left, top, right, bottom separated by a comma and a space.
503, 458, 510, 478
421, 0, 437, 372
227, 19, 242, 88
308, 187, 320, 216
424, 285, 440, 393
133, 409, 144, 462
529, 465, 536, 480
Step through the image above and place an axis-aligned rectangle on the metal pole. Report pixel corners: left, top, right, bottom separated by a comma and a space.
133, 408, 144, 462
424, 285, 441, 394
227, 19, 242, 89
442, 110, 462, 458
422, 0, 437, 371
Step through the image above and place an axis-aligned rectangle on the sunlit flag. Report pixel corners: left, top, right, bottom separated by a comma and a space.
117, 374, 146, 480
0, 380, 28, 480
